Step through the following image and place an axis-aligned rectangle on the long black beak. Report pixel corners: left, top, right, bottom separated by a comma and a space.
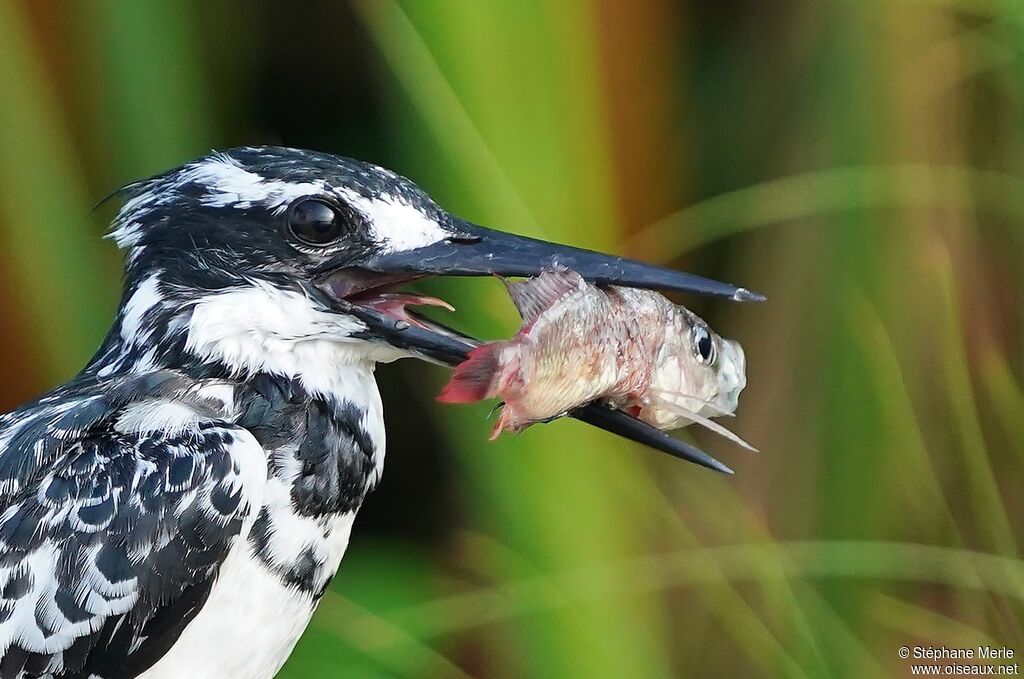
360, 218, 765, 302
326, 217, 762, 473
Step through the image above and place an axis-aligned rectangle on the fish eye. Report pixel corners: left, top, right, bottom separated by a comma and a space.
692, 326, 716, 365
287, 198, 342, 246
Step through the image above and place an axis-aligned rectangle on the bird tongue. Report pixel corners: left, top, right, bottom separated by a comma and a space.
360, 293, 455, 329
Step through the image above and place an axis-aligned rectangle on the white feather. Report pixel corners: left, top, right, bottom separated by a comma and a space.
140, 513, 354, 679
342, 189, 447, 253
115, 400, 202, 437
190, 157, 326, 211
121, 275, 163, 345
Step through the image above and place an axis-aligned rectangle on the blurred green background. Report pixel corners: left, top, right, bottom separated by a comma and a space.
1, 1, 1023, 677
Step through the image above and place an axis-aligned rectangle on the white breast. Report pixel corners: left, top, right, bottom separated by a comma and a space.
140, 512, 356, 679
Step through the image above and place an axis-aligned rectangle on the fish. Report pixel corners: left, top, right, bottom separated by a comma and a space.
438, 268, 753, 449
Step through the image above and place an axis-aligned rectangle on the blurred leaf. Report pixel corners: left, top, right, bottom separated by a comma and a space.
352, 0, 538, 234
82, 0, 215, 179
866, 592, 998, 650
360, 541, 1024, 640
626, 165, 1024, 261
846, 291, 962, 539
980, 349, 1024, 468
933, 247, 1017, 557
0, 1, 117, 382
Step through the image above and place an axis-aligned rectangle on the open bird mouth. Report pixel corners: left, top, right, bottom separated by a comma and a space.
317, 218, 765, 474
321, 271, 461, 335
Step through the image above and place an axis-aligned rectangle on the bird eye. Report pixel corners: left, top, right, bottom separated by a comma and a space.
692, 326, 716, 365
287, 198, 342, 246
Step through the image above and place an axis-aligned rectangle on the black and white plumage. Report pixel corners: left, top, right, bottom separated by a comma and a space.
0, 146, 760, 678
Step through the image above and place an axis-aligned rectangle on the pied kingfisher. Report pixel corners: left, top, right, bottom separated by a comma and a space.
0, 147, 761, 678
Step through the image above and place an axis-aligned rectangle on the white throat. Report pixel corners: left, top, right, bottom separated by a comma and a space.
184, 282, 407, 391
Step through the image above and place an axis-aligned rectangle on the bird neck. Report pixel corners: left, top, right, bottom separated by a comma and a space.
85, 274, 381, 401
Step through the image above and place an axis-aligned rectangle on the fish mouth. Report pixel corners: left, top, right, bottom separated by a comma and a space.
317, 217, 765, 474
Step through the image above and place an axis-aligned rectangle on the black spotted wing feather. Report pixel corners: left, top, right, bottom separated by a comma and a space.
0, 375, 264, 679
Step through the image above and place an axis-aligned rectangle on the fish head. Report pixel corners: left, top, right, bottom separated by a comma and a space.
643, 309, 747, 428
680, 314, 747, 418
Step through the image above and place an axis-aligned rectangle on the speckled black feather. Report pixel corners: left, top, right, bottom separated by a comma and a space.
0, 374, 255, 678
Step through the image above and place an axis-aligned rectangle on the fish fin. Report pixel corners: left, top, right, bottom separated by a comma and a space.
438, 342, 504, 403
490, 403, 529, 439
503, 268, 586, 324
688, 411, 757, 452
490, 406, 512, 440
647, 393, 757, 452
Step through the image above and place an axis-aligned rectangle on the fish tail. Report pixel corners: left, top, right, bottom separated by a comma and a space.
438, 343, 505, 403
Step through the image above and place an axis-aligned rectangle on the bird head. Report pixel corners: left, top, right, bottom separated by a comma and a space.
105, 146, 760, 377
